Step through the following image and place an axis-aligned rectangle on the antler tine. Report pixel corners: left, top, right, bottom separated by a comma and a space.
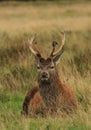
28, 35, 40, 56
50, 41, 58, 57
52, 31, 65, 57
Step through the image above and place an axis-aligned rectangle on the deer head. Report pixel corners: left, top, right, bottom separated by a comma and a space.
28, 32, 65, 86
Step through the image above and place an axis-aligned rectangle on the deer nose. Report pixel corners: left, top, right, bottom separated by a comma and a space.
41, 72, 48, 79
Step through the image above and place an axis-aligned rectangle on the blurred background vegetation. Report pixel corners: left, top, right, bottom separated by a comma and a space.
0, 0, 91, 130
0, 0, 90, 3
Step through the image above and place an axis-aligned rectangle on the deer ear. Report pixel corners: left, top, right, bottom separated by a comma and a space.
53, 47, 64, 64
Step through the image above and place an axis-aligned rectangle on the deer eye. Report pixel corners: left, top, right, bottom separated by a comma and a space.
37, 66, 41, 70
50, 66, 54, 69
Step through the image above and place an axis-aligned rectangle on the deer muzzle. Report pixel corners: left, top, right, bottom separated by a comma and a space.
40, 72, 49, 81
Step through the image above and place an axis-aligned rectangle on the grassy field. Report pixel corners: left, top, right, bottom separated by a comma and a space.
0, 1, 91, 130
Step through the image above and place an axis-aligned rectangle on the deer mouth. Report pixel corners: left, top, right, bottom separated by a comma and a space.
40, 72, 49, 81
40, 78, 51, 86
40, 76, 49, 81
39, 75, 50, 85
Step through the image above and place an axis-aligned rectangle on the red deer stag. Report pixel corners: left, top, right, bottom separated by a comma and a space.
21, 32, 78, 117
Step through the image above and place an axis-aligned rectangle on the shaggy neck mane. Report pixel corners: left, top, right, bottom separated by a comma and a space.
38, 71, 62, 107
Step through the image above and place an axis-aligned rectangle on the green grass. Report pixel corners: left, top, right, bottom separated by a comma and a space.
0, 1, 91, 130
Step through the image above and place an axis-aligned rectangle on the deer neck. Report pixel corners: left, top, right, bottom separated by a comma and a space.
38, 72, 62, 107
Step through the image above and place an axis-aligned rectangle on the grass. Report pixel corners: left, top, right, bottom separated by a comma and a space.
0, 1, 91, 130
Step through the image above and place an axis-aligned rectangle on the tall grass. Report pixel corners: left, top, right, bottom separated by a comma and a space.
0, 1, 91, 130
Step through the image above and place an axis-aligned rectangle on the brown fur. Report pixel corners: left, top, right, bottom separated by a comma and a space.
21, 71, 78, 117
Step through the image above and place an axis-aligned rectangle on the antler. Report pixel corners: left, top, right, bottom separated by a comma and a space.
50, 41, 58, 57
28, 36, 41, 57
50, 32, 65, 57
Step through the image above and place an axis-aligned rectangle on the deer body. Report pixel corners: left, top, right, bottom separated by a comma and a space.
21, 33, 78, 116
